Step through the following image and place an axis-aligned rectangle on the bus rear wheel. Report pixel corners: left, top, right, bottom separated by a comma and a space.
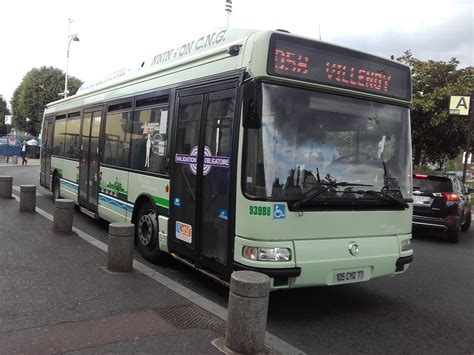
136, 202, 165, 264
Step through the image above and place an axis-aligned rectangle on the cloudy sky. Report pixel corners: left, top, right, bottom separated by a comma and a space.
0, 0, 472, 106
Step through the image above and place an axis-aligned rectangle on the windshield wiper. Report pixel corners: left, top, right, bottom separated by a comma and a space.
349, 189, 409, 209
382, 160, 401, 192
292, 176, 372, 210
379, 161, 409, 208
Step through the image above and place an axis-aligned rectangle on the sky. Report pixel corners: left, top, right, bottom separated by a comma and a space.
0, 0, 472, 107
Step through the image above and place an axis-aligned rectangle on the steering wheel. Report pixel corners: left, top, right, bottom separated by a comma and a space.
332, 153, 371, 164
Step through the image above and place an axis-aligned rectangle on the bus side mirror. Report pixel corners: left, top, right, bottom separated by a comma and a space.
242, 80, 262, 129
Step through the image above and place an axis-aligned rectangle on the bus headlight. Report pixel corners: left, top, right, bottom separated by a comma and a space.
400, 239, 412, 251
242, 246, 291, 261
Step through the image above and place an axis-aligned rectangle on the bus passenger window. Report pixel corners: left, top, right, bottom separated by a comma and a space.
52, 116, 66, 156
103, 111, 132, 167
64, 114, 81, 159
130, 106, 169, 175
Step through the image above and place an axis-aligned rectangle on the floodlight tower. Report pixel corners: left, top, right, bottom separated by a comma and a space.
225, 0, 232, 29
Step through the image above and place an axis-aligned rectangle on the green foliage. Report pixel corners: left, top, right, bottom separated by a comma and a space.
443, 159, 458, 170
0, 95, 10, 134
10, 67, 82, 136
397, 51, 473, 166
413, 163, 432, 172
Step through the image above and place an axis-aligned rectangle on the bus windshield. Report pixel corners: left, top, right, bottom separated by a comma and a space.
244, 83, 412, 204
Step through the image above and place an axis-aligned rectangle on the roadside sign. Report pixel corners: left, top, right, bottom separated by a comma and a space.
462, 152, 472, 164
5, 115, 12, 125
449, 96, 470, 116
8, 135, 16, 145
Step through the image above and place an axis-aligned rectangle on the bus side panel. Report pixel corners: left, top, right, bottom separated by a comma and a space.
50, 157, 63, 181
126, 55, 244, 99
158, 215, 169, 252
127, 172, 170, 219
50, 156, 65, 189
97, 167, 129, 223
59, 159, 79, 202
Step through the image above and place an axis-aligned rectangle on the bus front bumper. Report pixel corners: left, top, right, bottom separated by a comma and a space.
234, 234, 413, 289
233, 263, 301, 278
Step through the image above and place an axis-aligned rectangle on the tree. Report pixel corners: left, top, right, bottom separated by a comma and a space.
10, 66, 82, 136
397, 51, 474, 167
0, 95, 10, 135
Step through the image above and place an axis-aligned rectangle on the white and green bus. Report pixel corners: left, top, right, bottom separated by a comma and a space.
40, 28, 413, 288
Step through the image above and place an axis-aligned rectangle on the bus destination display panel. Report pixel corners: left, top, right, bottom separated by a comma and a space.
267, 34, 411, 101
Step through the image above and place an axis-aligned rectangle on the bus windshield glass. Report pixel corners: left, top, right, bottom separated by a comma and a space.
244, 83, 411, 204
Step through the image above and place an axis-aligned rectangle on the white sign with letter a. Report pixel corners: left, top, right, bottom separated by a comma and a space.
449, 96, 470, 116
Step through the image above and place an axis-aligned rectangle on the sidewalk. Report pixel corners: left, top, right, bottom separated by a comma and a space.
0, 197, 225, 354
0, 157, 40, 166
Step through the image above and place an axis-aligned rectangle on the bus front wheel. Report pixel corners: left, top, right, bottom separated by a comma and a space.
136, 202, 165, 264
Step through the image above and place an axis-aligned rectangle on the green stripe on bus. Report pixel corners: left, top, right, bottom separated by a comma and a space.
153, 195, 169, 208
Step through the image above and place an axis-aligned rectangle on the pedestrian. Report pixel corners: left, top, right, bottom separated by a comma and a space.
21, 141, 27, 166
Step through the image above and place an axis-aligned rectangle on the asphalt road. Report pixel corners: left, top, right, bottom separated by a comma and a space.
3, 165, 474, 354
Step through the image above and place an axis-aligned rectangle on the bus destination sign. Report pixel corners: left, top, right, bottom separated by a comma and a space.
267, 34, 411, 101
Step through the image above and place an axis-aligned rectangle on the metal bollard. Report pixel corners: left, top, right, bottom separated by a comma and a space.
20, 185, 36, 212
225, 271, 271, 354
53, 199, 74, 233
12, 155, 18, 165
107, 222, 135, 273
0, 176, 13, 198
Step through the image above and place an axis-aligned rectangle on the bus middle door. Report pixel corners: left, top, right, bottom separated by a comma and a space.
78, 108, 103, 215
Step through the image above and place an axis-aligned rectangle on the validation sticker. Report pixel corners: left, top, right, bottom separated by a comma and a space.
176, 221, 192, 243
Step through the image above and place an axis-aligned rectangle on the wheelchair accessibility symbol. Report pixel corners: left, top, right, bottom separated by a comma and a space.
273, 204, 286, 220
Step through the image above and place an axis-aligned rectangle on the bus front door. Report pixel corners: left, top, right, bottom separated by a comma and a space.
78, 109, 103, 213
170, 85, 236, 278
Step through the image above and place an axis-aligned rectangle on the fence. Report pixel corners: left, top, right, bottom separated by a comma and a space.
0, 135, 40, 159
0, 145, 21, 157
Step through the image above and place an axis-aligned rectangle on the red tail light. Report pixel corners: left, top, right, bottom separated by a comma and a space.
414, 174, 428, 178
441, 192, 458, 201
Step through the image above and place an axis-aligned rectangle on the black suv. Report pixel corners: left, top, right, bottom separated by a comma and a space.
412, 173, 472, 243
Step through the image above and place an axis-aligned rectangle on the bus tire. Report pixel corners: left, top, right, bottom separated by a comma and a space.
136, 201, 165, 264
52, 174, 61, 202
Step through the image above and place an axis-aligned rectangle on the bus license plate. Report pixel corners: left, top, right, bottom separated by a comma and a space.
333, 269, 365, 284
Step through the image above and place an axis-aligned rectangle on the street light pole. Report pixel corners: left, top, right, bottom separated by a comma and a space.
461, 93, 474, 184
64, 18, 79, 98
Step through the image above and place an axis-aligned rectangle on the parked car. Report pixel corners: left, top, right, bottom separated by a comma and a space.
445, 170, 473, 179
412, 172, 472, 242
